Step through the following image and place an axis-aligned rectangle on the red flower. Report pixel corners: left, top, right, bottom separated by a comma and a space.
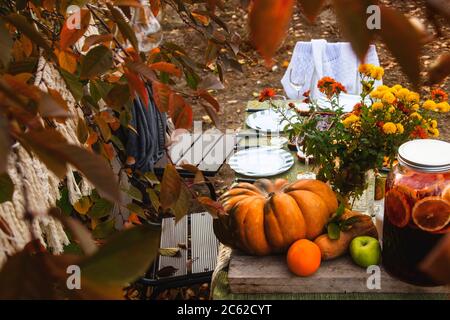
376, 121, 385, 128
317, 76, 347, 98
259, 88, 276, 102
411, 125, 428, 139
431, 89, 448, 103
353, 103, 362, 116
397, 102, 411, 115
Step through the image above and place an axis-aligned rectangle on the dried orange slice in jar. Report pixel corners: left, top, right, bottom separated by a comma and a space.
412, 197, 450, 232
385, 189, 411, 228
443, 184, 450, 203
397, 173, 444, 201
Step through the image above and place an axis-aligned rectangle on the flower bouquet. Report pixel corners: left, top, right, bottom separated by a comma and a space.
287, 64, 449, 203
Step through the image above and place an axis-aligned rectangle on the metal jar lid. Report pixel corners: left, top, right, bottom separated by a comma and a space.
398, 139, 450, 173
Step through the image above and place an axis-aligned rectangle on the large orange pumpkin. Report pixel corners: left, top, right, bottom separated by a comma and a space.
214, 178, 338, 255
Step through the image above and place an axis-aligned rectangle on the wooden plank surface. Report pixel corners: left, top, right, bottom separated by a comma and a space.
191, 212, 219, 274
228, 250, 450, 294
158, 216, 188, 277
197, 134, 239, 173
176, 133, 223, 167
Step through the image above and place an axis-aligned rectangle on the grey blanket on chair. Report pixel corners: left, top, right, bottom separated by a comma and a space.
126, 85, 166, 172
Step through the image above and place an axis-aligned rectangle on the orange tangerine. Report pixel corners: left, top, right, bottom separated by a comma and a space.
385, 189, 411, 228
412, 197, 450, 232
287, 239, 321, 277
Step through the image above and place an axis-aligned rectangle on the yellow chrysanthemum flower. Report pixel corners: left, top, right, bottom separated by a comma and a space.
396, 123, 405, 134
370, 90, 382, 99
388, 106, 396, 113
411, 104, 420, 111
423, 100, 437, 111
410, 112, 422, 120
436, 102, 450, 113
382, 122, 397, 134
391, 84, 403, 93
370, 67, 384, 80
432, 128, 440, 137
376, 85, 389, 92
382, 92, 396, 104
372, 101, 384, 111
407, 92, 420, 103
430, 120, 438, 129
342, 114, 360, 128
358, 64, 374, 75
396, 88, 410, 100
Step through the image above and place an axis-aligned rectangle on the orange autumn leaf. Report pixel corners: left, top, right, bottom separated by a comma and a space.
86, 131, 99, 146
21, 35, 33, 57
192, 12, 210, 26
149, 0, 161, 17
100, 111, 116, 123
152, 80, 171, 112
128, 213, 142, 225
149, 62, 182, 77
103, 143, 115, 161
60, 9, 91, 50
82, 33, 113, 52
249, 0, 295, 66
57, 49, 78, 73
2, 74, 40, 101
168, 92, 193, 129
124, 69, 149, 108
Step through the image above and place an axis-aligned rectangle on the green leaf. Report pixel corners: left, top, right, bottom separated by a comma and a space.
327, 222, 341, 240
105, 83, 130, 111
60, 69, 83, 102
126, 202, 145, 218
143, 172, 160, 185
3, 14, 55, 60
0, 18, 13, 68
0, 173, 14, 204
160, 164, 181, 210
107, 3, 139, 53
81, 224, 161, 286
90, 80, 112, 103
80, 45, 113, 80
146, 187, 160, 211
88, 198, 114, 219
122, 185, 142, 202
110, 135, 125, 151
92, 218, 116, 239
76, 117, 89, 144
172, 183, 191, 222
56, 187, 72, 215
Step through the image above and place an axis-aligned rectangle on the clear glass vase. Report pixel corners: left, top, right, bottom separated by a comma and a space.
130, 0, 163, 52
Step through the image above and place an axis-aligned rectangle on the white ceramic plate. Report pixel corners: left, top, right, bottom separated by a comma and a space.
228, 147, 294, 177
317, 93, 369, 112
246, 109, 299, 133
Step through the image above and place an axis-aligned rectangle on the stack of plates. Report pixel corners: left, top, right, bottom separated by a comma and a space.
228, 147, 294, 177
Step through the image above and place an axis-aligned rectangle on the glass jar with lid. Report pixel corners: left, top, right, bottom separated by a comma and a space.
383, 139, 450, 286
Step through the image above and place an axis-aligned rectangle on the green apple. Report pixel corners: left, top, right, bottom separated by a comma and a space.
350, 236, 381, 268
